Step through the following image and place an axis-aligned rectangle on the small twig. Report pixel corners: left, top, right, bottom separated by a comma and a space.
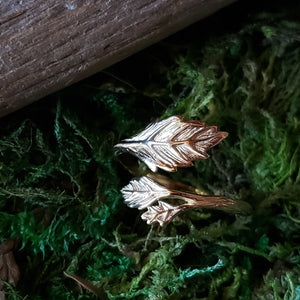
63, 271, 109, 300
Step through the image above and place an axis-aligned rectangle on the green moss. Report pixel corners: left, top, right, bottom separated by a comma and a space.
0, 1, 300, 299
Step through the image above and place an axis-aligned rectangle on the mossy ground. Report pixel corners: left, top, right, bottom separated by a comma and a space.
0, 1, 299, 299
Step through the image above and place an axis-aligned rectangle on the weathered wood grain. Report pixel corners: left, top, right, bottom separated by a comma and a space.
0, 0, 235, 117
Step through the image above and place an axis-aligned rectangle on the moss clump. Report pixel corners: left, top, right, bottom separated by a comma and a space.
0, 1, 299, 299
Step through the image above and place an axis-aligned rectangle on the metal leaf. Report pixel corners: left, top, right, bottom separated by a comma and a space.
114, 116, 228, 172
141, 201, 182, 226
121, 175, 252, 226
121, 176, 170, 210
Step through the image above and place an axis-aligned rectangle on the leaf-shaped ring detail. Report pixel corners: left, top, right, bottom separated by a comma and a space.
114, 116, 228, 172
121, 175, 252, 226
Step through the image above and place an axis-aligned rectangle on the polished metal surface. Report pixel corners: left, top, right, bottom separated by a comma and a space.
114, 116, 228, 172
115, 116, 250, 226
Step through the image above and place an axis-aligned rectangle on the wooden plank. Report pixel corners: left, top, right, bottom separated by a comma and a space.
0, 0, 235, 118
